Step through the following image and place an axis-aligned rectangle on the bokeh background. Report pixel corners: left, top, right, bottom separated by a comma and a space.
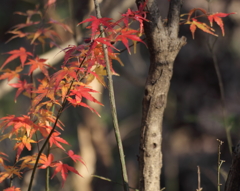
0, 0, 240, 190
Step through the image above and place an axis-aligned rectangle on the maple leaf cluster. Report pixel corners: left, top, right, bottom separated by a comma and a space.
0, 0, 148, 190
183, 8, 235, 39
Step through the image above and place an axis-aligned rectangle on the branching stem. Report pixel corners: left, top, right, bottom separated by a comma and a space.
93, 1, 130, 191
27, 56, 87, 191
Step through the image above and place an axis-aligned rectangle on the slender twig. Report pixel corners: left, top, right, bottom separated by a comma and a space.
93, 175, 138, 191
207, 0, 232, 155
93, 1, 129, 191
68, 0, 78, 45
207, 38, 232, 154
45, 143, 50, 191
196, 166, 203, 191
217, 139, 225, 191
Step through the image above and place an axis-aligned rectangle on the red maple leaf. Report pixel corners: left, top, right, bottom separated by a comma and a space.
1, 47, 33, 69
122, 2, 149, 35
77, 16, 114, 39
67, 150, 85, 165
25, 57, 51, 80
116, 29, 147, 53
50, 66, 78, 90
0, 115, 35, 138
62, 45, 87, 64
9, 79, 33, 102
41, 128, 69, 151
49, 132, 69, 150
86, 38, 119, 58
67, 85, 103, 116
69, 86, 103, 105
51, 161, 82, 187
208, 12, 235, 36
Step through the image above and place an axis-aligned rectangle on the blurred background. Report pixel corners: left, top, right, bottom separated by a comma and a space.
0, 0, 239, 190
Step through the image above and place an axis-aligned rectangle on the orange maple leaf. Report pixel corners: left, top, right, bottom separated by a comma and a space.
208, 12, 235, 36
0, 114, 35, 139
0, 66, 22, 81
186, 18, 217, 39
5, 31, 29, 44
38, 153, 54, 169
14, 7, 42, 24
31, 78, 56, 108
0, 152, 9, 165
19, 153, 39, 169
1, 47, 33, 69
49, 19, 73, 34
3, 186, 21, 191
14, 135, 36, 160
0, 165, 22, 183
30, 27, 60, 45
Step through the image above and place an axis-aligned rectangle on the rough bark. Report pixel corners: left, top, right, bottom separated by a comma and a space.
135, 0, 186, 191
225, 143, 240, 191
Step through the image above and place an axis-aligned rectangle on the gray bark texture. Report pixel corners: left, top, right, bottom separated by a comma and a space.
225, 143, 240, 191
135, 0, 186, 191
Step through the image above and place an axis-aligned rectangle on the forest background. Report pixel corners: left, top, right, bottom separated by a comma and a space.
0, 0, 239, 191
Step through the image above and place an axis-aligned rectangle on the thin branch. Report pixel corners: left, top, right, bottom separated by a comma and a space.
207, 38, 232, 155
217, 139, 225, 191
27, 56, 87, 191
93, 175, 138, 191
93, 1, 130, 191
206, 0, 232, 155
196, 166, 203, 191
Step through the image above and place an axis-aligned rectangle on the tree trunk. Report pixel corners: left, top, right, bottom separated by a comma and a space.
225, 144, 240, 191
136, 0, 186, 191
